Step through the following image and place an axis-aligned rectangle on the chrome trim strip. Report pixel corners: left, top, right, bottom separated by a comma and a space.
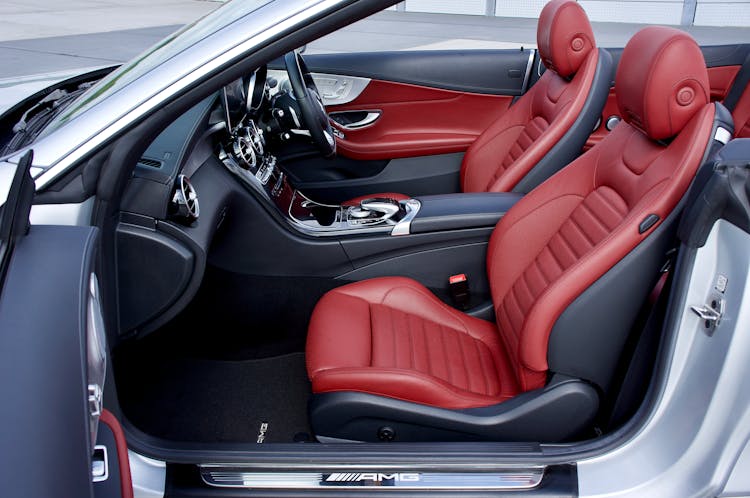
200, 468, 545, 490
521, 48, 535, 93
286, 190, 394, 237
312, 73, 371, 106
330, 110, 381, 130
268, 70, 372, 106
391, 198, 420, 236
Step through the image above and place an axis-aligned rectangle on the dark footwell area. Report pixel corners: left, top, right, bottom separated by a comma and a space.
116, 349, 313, 443
114, 266, 326, 443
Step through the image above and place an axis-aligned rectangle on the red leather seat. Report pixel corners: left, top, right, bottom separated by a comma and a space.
343, 0, 612, 207
723, 53, 750, 137
308, 27, 721, 443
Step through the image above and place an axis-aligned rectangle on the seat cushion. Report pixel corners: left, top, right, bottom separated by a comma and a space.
307, 277, 521, 409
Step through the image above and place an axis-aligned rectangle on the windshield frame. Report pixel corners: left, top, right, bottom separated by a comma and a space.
26, 0, 356, 190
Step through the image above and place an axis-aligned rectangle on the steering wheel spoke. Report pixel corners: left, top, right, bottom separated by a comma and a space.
283, 51, 337, 157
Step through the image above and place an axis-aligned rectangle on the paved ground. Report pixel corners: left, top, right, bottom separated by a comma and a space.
0, 1, 749, 79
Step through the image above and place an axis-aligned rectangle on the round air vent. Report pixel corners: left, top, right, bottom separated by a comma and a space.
169, 174, 199, 224
232, 129, 258, 170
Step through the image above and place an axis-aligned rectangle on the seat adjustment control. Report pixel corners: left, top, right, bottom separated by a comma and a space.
378, 426, 396, 442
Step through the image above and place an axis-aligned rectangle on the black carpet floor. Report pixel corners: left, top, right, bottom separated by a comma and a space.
116, 351, 313, 443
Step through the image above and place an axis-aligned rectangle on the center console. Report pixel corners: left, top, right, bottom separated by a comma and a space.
220, 123, 522, 238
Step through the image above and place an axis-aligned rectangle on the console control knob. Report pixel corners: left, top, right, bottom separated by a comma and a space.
360, 198, 401, 220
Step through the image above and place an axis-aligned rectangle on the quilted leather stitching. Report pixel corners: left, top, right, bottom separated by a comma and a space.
486, 116, 551, 190
370, 304, 503, 397
496, 186, 628, 375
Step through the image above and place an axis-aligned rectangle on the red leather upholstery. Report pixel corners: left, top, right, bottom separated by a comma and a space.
616, 27, 709, 141
330, 80, 514, 161
721, 53, 750, 138
342, 0, 600, 204
487, 105, 714, 377
708, 65, 741, 102
536, 0, 595, 79
732, 84, 750, 137
461, 49, 598, 193
307, 278, 520, 409
460, 0, 598, 193
308, 28, 714, 412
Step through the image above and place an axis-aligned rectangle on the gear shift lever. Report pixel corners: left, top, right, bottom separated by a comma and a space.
359, 197, 401, 221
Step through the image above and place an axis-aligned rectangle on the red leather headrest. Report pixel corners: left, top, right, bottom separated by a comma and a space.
616, 26, 709, 141
536, 0, 595, 79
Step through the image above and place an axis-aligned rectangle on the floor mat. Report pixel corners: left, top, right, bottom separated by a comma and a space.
116, 352, 313, 443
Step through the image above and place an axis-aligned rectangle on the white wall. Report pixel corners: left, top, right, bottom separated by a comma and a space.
406, 0, 486, 15
695, 0, 750, 26
392, 0, 750, 26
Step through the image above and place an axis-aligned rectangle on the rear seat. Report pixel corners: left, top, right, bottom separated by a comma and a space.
724, 52, 750, 138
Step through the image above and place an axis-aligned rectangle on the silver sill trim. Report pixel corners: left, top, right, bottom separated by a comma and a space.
200, 468, 545, 490
129, 450, 166, 498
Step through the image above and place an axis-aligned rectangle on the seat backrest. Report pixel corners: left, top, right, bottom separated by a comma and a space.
486, 27, 717, 393
723, 52, 750, 137
461, 0, 612, 195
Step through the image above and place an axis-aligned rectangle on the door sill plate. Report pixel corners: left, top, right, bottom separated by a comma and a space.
200, 466, 545, 490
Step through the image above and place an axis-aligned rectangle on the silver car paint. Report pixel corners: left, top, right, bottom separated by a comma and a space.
0, 68, 104, 115
0, 0, 748, 496
129, 451, 166, 498
579, 220, 750, 497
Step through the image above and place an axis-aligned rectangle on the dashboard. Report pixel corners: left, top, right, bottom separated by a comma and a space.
116, 61, 419, 337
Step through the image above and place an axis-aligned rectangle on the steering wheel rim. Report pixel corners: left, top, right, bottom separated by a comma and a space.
284, 51, 336, 157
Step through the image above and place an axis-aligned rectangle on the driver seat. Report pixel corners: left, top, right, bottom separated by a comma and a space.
343, 0, 613, 205
306, 27, 727, 442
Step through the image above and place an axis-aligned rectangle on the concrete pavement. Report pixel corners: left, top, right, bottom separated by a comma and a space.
0, 0, 219, 41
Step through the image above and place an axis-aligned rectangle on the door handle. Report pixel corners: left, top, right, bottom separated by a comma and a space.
329, 111, 381, 130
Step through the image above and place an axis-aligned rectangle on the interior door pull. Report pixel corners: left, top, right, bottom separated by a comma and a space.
329, 111, 381, 130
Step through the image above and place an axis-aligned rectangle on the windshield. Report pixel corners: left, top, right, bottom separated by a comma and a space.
39, 0, 271, 138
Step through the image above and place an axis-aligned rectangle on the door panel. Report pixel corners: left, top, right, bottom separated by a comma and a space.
0, 154, 128, 498
303, 50, 533, 96
0, 224, 100, 498
327, 79, 514, 161
282, 50, 531, 197
707, 65, 741, 101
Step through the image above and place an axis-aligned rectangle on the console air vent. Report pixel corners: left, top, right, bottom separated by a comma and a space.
137, 157, 163, 169
168, 174, 199, 225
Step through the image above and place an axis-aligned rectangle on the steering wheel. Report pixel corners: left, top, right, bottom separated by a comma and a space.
283, 51, 336, 157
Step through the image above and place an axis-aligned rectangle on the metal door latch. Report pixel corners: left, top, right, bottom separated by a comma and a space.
88, 383, 102, 418
691, 297, 724, 335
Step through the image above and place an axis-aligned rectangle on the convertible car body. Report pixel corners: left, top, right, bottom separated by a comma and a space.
1, 0, 750, 497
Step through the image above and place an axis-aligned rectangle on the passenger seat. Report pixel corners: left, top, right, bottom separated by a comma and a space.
723, 52, 750, 137
343, 0, 613, 205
